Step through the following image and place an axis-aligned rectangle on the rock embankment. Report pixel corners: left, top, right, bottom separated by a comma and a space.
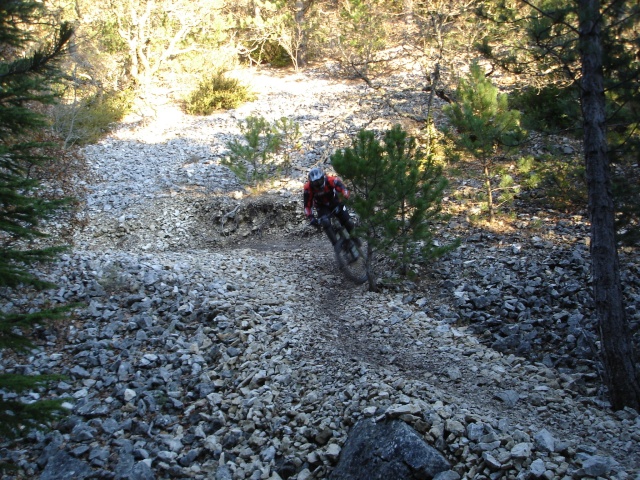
1, 66, 639, 479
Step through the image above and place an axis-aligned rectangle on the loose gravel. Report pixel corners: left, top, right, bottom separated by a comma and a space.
1, 66, 639, 480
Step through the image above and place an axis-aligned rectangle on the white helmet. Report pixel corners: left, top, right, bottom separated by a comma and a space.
308, 167, 325, 190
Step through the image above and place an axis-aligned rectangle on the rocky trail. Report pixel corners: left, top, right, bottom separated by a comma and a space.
1, 66, 639, 480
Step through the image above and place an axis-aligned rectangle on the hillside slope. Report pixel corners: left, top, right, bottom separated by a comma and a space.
1, 66, 638, 479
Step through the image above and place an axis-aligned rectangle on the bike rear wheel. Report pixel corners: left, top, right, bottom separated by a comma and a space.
334, 238, 368, 284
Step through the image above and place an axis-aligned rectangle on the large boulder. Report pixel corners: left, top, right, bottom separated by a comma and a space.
329, 418, 451, 480
39, 451, 93, 480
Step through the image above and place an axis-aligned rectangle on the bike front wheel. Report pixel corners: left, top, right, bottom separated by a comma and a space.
334, 238, 368, 284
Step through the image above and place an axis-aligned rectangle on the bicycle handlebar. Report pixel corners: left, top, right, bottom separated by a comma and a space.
317, 206, 338, 220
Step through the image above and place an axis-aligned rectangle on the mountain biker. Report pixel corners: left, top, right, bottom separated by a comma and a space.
304, 166, 354, 245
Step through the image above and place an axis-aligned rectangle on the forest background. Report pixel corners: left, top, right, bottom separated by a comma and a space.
1, 0, 639, 435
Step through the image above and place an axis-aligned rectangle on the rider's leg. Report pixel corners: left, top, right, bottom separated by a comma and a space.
335, 204, 361, 249
335, 204, 355, 233
317, 206, 338, 245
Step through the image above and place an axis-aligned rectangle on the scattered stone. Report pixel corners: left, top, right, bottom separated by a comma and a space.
40, 452, 93, 480
329, 419, 450, 479
534, 428, 556, 453
530, 458, 546, 477
495, 389, 520, 407
511, 442, 533, 459
577, 454, 619, 477
1, 66, 638, 480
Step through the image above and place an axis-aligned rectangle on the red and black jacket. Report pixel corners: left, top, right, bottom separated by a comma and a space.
303, 175, 350, 218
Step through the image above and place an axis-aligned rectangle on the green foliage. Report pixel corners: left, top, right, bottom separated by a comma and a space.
495, 171, 519, 208
443, 61, 524, 221
223, 116, 282, 184
222, 115, 301, 184
273, 117, 301, 174
0, 15, 72, 288
603, 9, 640, 245
510, 85, 581, 134
184, 71, 255, 115
0, 373, 64, 393
517, 154, 586, 211
0, 307, 70, 351
261, 40, 293, 68
53, 88, 134, 146
96, 19, 129, 55
68, 0, 236, 97
444, 62, 523, 158
100, 0, 223, 90
478, 0, 640, 242
516, 155, 542, 190
614, 168, 640, 246
0, 0, 73, 439
332, 125, 456, 279
235, 0, 303, 69
0, 389, 68, 440
335, 0, 387, 79
477, 1, 579, 79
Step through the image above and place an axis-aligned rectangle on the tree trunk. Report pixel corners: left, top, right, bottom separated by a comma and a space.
403, 0, 414, 31
483, 162, 494, 222
365, 242, 378, 292
294, 0, 308, 68
578, 0, 640, 410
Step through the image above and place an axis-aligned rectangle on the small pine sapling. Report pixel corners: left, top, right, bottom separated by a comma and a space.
273, 117, 302, 175
443, 61, 524, 221
332, 125, 456, 287
223, 116, 282, 184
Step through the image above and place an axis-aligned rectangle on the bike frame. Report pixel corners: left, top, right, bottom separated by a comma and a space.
317, 206, 367, 283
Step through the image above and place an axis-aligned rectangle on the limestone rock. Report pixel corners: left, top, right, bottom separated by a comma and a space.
329, 419, 450, 480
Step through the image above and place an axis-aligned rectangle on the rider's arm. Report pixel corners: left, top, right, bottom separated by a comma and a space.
303, 183, 314, 218
330, 177, 350, 200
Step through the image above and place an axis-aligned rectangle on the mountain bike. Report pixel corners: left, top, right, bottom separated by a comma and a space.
318, 207, 368, 284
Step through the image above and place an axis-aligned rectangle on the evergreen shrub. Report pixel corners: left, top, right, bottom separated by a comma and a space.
184, 71, 255, 115
223, 116, 282, 184
518, 154, 586, 210
510, 84, 581, 134
53, 89, 134, 146
443, 61, 524, 221
0, 0, 74, 442
222, 116, 301, 184
273, 117, 301, 174
261, 41, 292, 68
332, 125, 458, 285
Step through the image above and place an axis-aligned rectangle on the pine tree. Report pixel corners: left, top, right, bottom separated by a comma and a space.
1, 0, 74, 438
332, 125, 455, 288
443, 61, 523, 222
331, 129, 387, 289
380, 125, 454, 274
577, 0, 640, 411
478, 0, 640, 413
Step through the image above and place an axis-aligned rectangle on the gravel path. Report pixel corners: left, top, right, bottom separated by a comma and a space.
1, 66, 638, 480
